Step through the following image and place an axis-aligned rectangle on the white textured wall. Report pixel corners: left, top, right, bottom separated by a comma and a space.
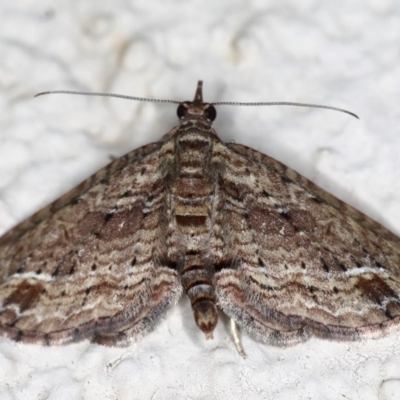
0, 1, 400, 399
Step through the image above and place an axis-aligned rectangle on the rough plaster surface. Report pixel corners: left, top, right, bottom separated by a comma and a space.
0, 1, 400, 399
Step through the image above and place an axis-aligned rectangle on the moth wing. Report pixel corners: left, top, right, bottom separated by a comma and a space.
0, 140, 182, 345
214, 142, 400, 345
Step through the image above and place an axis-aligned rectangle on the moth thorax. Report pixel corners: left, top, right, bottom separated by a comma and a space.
176, 132, 213, 173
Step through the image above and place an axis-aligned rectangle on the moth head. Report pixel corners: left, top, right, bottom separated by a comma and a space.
176, 81, 217, 124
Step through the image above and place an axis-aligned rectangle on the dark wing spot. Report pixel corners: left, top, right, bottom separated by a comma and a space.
309, 196, 323, 204
320, 257, 330, 273
214, 259, 234, 272
338, 263, 347, 272
105, 212, 114, 222
261, 190, 270, 198
122, 190, 132, 197
71, 196, 82, 205
355, 276, 397, 306
281, 175, 291, 184
4, 281, 44, 312
14, 330, 23, 342
69, 263, 76, 275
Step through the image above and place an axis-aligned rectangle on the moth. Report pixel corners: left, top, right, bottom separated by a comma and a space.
0, 82, 399, 353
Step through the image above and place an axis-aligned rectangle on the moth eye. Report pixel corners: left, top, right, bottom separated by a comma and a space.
204, 105, 217, 121
177, 104, 188, 118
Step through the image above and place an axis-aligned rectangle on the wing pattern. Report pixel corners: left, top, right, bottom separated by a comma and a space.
0, 140, 182, 345
215, 142, 400, 345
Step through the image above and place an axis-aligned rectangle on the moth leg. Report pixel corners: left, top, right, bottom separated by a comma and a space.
230, 318, 247, 358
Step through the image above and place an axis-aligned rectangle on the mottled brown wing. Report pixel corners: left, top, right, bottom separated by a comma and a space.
215, 142, 400, 346
0, 139, 182, 345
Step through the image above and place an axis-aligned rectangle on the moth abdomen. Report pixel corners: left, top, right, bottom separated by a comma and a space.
181, 256, 218, 339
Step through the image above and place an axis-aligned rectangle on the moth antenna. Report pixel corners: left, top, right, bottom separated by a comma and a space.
212, 100, 359, 119
34, 90, 182, 105
35, 83, 358, 119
